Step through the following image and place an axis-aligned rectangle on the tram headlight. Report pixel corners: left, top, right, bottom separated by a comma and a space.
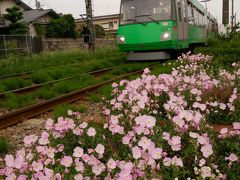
118, 36, 125, 44
161, 32, 171, 40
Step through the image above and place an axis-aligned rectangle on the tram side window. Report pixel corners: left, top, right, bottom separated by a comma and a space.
193, 8, 199, 25
199, 12, 203, 26
187, 3, 194, 24
177, 1, 182, 22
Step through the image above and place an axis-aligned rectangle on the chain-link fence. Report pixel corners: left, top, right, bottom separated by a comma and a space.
0, 35, 42, 57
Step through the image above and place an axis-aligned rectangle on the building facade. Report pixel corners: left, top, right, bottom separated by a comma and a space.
75, 14, 120, 38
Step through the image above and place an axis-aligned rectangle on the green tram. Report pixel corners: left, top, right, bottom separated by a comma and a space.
117, 0, 218, 60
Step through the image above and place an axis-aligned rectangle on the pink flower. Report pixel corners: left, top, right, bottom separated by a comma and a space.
135, 115, 156, 128
171, 156, 183, 167
197, 136, 209, 145
79, 122, 88, 129
233, 122, 240, 130
60, 156, 73, 168
87, 127, 96, 137
38, 132, 50, 145
132, 146, 141, 159
138, 136, 151, 150
32, 161, 43, 172
46, 148, 56, 159
92, 163, 105, 176
45, 119, 54, 130
17, 175, 27, 180
73, 128, 83, 136
95, 144, 105, 155
107, 158, 117, 170
75, 161, 84, 172
4, 155, 15, 168
189, 132, 199, 138
74, 174, 83, 180
122, 135, 131, 145
200, 166, 212, 178
220, 128, 228, 135
73, 147, 84, 158
149, 148, 162, 160
162, 132, 170, 141
225, 153, 238, 162
23, 134, 38, 147
163, 157, 171, 167
168, 136, 181, 151
201, 144, 213, 158
55, 173, 62, 180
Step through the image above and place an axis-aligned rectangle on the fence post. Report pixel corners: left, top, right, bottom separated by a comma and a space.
29, 36, 33, 54
25, 35, 29, 55
3, 35, 7, 56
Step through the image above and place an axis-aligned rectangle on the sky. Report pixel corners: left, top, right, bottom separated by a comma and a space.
22, 0, 240, 24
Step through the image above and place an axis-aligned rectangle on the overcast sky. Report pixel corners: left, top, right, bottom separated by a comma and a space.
22, 0, 240, 24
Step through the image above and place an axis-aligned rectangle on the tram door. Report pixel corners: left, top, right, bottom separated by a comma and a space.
176, 0, 188, 40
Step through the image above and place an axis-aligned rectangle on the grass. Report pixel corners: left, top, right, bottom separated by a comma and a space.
0, 93, 35, 110
0, 137, 10, 155
0, 47, 126, 95
0, 78, 32, 93
194, 34, 240, 68
0, 47, 126, 76
52, 104, 79, 121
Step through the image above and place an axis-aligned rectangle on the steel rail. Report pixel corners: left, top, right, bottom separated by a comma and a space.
0, 67, 113, 99
0, 71, 34, 79
0, 69, 144, 129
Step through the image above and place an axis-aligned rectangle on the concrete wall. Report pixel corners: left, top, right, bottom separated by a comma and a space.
42, 38, 116, 52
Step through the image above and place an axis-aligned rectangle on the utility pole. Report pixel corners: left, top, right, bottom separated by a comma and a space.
35, 0, 41, 10
85, 0, 96, 52
231, 0, 234, 30
222, 0, 229, 25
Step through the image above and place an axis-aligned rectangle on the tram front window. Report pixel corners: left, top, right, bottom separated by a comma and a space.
120, 0, 174, 25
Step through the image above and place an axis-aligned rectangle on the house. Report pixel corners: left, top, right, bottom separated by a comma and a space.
0, 0, 59, 36
21, 9, 60, 37
75, 14, 120, 37
0, 0, 31, 27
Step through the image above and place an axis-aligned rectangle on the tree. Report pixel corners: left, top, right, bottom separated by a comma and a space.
3, 6, 23, 24
79, 24, 105, 38
46, 14, 76, 38
3, 6, 27, 34
95, 24, 105, 38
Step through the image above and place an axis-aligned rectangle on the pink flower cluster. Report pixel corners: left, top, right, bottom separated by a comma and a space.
1, 53, 239, 179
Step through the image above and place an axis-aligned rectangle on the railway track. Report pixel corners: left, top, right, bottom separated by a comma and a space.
0, 67, 113, 100
0, 71, 34, 79
0, 69, 144, 129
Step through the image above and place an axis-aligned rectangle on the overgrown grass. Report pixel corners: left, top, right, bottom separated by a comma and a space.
0, 93, 35, 109
194, 34, 240, 68
0, 78, 32, 93
0, 47, 126, 76
52, 104, 79, 121
0, 137, 10, 155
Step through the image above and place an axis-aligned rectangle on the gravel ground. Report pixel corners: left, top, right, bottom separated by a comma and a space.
0, 100, 106, 161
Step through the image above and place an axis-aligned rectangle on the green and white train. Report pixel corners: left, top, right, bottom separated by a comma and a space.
117, 0, 218, 60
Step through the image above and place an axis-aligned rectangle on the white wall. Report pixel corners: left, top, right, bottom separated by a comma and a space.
0, 0, 24, 15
